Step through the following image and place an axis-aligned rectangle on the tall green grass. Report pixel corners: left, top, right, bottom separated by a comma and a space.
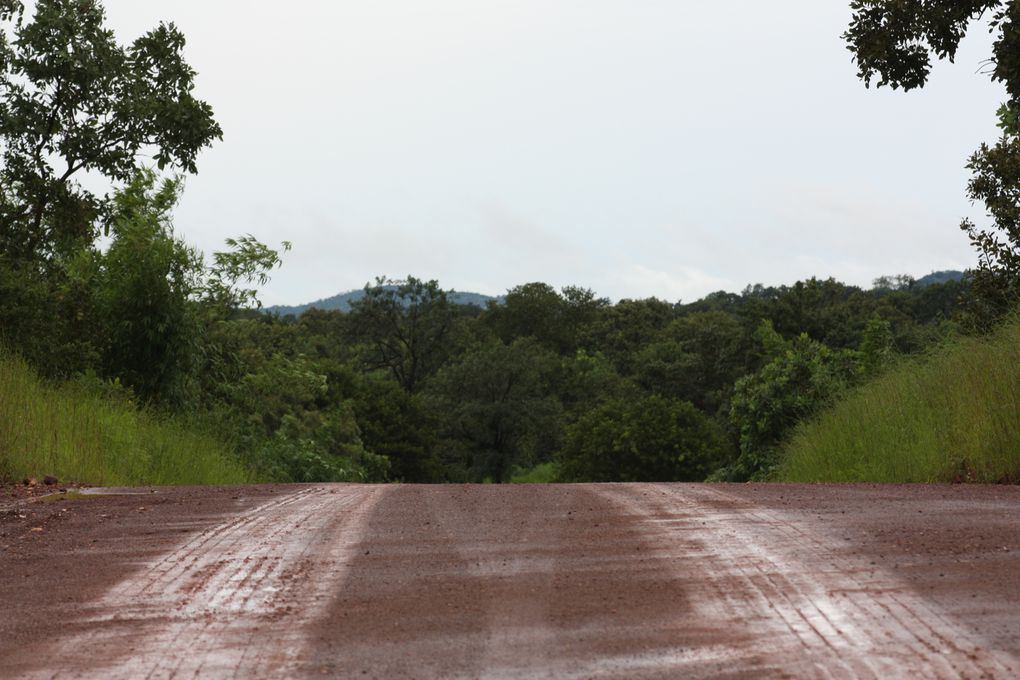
0, 353, 251, 486
780, 316, 1020, 483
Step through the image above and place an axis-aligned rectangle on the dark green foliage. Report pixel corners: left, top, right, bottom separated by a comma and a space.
742, 278, 870, 349
192, 317, 388, 483
485, 282, 565, 349
0, 0, 236, 396
558, 396, 731, 483
427, 338, 562, 483
963, 136, 1020, 320
79, 172, 286, 407
348, 276, 456, 393
2, 257, 971, 484
845, 1, 997, 92
93, 172, 201, 405
557, 349, 637, 415
485, 282, 610, 355
580, 297, 675, 374
635, 311, 753, 414
0, 256, 98, 375
352, 377, 442, 482
227, 353, 387, 483
0, 0, 221, 262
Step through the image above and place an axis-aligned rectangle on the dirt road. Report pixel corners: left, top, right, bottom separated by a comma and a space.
3, 483, 1020, 678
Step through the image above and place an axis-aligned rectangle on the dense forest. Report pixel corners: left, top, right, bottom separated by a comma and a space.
0, 238, 974, 484
4, 1, 1020, 486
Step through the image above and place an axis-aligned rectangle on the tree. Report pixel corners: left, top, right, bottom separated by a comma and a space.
557, 348, 637, 416
427, 338, 562, 483
759, 278, 866, 349
352, 376, 443, 482
558, 395, 730, 483
581, 297, 675, 375
203, 236, 291, 315
226, 352, 388, 483
719, 322, 859, 481
485, 282, 567, 350
348, 276, 455, 393
872, 274, 915, 292
845, 1, 1020, 319
93, 172, 202, 404
0, 0, 222, 262
635, 311, 753, 414
559, 285, 611, 352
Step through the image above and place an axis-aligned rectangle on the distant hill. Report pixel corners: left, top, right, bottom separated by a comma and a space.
914, 270, 965, 287
266, 287, 499, 317
872, 270, 965, 291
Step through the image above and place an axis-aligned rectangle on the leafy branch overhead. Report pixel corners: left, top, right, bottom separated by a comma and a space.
846, 1, 1020, 319
0, 0, 222, 261
845, 2, 1000, 91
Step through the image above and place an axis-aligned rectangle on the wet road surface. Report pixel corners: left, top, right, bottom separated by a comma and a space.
3, 483, 1020, 678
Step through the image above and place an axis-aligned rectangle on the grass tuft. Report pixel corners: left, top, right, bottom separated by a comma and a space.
0, 352, 251, 486
779, 315, 1020, 483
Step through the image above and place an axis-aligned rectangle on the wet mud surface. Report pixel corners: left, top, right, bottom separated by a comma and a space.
2, 483, 1019, 678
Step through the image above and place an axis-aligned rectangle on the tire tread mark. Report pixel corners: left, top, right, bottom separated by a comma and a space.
27, 485, 380, 680
611, 485, 1015, 680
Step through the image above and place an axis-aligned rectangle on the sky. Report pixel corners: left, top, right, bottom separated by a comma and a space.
92, 1, 1004, 305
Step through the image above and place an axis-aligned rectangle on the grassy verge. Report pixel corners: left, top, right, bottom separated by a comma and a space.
779, 316, 1020, 483
0, 353, 251, 486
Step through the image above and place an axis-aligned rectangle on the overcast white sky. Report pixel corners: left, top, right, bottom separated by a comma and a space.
96, 1, 1002, 305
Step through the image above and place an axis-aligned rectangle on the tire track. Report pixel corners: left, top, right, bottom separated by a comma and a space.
601, 485, 1016, 679
14, 483, 1020, 679
28, 484, 383, 680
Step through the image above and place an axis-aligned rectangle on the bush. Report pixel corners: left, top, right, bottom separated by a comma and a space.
716, 322, 858, 481
558, 395, 731, 482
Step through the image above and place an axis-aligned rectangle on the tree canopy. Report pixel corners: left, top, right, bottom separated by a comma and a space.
0, 0, 221, 262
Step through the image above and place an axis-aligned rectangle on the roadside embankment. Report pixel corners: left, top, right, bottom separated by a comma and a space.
780, 316, 1020, 483
0, 352, 250, 487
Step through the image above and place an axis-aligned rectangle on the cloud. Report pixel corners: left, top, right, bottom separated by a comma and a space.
743, 179, 977, 284
474, 200, 575, 258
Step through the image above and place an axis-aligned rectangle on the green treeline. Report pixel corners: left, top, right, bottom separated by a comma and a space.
0, 229, 973, 484
248, 273, 965, 484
